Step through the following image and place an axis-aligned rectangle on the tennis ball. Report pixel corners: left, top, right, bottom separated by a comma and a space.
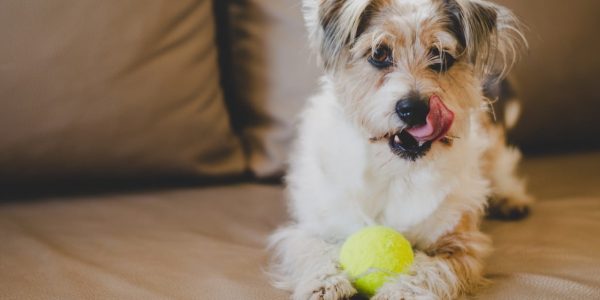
339, 226, 414, 296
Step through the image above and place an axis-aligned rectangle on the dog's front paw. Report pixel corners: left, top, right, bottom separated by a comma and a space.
294, 274, 357, 300
372, 278, 436, 300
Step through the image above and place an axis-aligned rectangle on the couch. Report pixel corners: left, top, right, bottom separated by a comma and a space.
1, 0, 599, 299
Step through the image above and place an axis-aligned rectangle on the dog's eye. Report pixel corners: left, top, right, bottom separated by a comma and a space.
428, 48, 456, 72
368, 46, 393, 69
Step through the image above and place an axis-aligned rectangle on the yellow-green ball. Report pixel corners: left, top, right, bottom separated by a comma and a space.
339, 226, 414, 296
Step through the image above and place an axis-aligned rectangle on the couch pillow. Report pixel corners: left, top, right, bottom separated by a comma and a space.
227, 0, 322, 178
0, 0, 245, 183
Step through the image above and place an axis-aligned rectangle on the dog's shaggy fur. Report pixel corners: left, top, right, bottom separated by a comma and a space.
269, 0, 533, 299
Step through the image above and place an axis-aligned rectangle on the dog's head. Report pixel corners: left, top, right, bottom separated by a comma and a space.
303, 0, 525, 160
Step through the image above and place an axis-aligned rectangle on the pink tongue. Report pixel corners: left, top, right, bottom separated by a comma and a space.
406, 95, 454, 142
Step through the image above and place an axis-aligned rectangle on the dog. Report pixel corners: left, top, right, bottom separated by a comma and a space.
269, 0, 533, 299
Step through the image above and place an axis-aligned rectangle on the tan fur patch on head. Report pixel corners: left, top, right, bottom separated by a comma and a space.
333, 0, 483, 142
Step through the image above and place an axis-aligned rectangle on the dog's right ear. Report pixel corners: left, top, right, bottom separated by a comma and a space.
303, 0, 378, 71
444, 0, 527, 79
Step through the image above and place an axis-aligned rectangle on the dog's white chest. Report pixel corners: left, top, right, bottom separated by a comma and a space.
360, 155, 452, 233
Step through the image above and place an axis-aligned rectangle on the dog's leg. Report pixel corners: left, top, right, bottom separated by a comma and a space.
268, 226, 357, 300
373, 215, 492, 300
483, 123, 534, 220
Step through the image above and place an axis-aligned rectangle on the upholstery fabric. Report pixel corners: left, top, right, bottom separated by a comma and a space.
1, 152, 599, 299
0, 0, 245, 183
227, 0, 322, 178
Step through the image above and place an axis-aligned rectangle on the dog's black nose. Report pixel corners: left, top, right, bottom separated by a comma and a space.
396, 96, 429, 127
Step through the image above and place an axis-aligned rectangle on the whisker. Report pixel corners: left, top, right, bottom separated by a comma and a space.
483, 96, 498, 122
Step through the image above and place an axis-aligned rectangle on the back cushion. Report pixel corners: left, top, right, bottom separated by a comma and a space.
227, 0, 322, 178
0, 0, 245, 183
497, 0, 600, 153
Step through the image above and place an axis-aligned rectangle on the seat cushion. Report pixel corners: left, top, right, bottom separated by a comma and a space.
0, 0, 245, 183
0, 184, 289, 299
1, 152, 600, 299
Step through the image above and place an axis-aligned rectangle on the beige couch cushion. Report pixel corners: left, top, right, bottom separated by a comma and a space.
227, 0, 322, 178
0, 0, 245, 183
1, 152, 599, 299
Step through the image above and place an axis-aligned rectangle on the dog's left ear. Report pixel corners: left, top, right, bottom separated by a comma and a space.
302, 0, 380, 72
446, 0, 526, 79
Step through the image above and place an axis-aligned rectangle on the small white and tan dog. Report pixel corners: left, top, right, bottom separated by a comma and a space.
269, 0, 533, 299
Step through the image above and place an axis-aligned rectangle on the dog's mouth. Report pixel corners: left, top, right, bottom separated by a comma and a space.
387, 130, 432, 160
375, 95, 455, 160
